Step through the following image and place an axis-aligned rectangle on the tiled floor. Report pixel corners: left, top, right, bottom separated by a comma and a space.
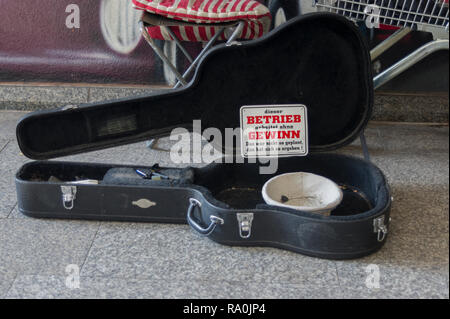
0, 111, 448, 299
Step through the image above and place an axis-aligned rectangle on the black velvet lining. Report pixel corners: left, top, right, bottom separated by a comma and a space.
17, 152, 388, 221
17, 161, 112, 182
193, 153, 387, 219
16, 13, 372, 160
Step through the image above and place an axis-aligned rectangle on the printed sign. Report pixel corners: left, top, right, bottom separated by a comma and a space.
240, 104, 308, 158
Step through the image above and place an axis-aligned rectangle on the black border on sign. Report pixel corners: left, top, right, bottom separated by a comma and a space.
239, 104, 309, 158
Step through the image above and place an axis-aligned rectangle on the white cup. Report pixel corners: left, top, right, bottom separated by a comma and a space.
262, 172, 343, 216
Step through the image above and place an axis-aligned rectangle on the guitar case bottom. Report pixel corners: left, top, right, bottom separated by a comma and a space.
16, 153, 391, 260
14, 14, 391, 259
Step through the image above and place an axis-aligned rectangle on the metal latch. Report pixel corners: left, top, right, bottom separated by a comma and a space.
61, 186, 77, 210
61, 104, 79, 111
373, 215, 388, 242
226, 41, 242, 47
237, 213, 254, 239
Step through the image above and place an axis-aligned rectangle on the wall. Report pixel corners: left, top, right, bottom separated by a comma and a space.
0, 0, 448, 92
0, 0, 179, 85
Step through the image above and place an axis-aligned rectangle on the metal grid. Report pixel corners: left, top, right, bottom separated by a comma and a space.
313, 0, 449, 32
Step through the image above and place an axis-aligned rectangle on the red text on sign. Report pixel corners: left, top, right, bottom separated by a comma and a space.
247, 115, 301, 124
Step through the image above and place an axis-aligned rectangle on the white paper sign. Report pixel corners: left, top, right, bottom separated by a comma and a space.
240, 104, 309, 158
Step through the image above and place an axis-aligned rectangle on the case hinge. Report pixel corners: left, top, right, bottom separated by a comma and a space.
237, 213, 254, 239
373, 215, 388, 242
61, 185, 77, 210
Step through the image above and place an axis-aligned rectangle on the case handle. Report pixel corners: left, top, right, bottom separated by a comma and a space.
187, 198, 224, 236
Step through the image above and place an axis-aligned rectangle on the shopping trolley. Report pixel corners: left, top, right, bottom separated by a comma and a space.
312, 0, 449, 88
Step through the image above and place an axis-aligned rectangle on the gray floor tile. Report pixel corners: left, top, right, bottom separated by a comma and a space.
0, 271, 16, 298
0, 111, 28, 139
373, 153, 449, 187
0, 139, 30, 170
339, 124, 449, 160
0, 172, 17, 219
340, 146, 449, 188
0, 141, 30, 218
5, 275, 343, 299
339, 232, 448, 271
81, 223, 338, 286
0, 139, 10, 152
341, 285, 449, 299
388, 184, 449, 237
7, 205, 23, 219
337, 267, 449, 299
366, 124, 449, 154
0, 219, 99, 276
0, 201, 14, 219
335, 234, 449, 298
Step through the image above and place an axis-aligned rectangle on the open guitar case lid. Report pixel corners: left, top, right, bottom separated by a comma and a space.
15, 13, 391, 260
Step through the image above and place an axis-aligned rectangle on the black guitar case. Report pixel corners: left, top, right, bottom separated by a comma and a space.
15, 13, 391, 260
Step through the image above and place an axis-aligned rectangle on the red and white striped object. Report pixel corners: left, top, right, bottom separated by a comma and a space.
133, 0, 272, 42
